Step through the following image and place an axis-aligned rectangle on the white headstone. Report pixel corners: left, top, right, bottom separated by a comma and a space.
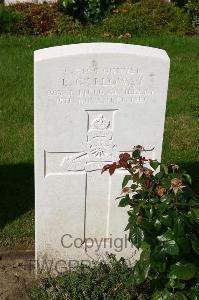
34, 43, 170, 274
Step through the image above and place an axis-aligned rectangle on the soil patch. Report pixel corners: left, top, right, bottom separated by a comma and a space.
0, 247, 35, 300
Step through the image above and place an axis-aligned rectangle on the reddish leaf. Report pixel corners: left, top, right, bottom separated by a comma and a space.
109, 163, 117, 175
101, 164, 111, 174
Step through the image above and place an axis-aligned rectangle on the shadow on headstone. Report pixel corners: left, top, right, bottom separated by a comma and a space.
0, 163, 34, 228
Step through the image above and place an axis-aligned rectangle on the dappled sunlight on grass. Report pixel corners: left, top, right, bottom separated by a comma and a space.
164, 115, 198, 149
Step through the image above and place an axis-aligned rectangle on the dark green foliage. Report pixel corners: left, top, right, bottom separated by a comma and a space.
30, 149, 199, 298
30, 256, 151, 299
173, 0, 188, 8
60, 0, 124, 23
0, 0, 193, 36
103, 147, 199, 298
0, 4, 23, 33
185, 0, 199, 29
99, 0, 191, 36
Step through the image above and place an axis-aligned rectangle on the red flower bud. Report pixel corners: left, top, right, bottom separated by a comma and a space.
119, 153, 130, 161
118, 159, 128, 168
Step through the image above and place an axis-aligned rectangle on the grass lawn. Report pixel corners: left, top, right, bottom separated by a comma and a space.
0, 34, 198, 246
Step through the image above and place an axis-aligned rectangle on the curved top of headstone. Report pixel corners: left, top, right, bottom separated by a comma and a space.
34, 42, 169, 62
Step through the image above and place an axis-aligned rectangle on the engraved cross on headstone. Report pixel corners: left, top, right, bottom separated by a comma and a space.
45, 109, 153, 251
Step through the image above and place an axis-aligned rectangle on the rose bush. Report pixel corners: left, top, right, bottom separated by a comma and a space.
102, 145, 199, 299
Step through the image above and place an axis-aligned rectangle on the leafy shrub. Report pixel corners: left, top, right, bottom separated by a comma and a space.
30, 256, 151, 299
185, 0, 199, 29
55, 14, 82, 35
60, 0, 125, 23
31, 147, 199, 299
99, 0, 191, 36
11, 3, 59, 35
11, 3, 81, 35
102, 145, 199, 298
0, 4, 23, 34
2, 0, 193, 36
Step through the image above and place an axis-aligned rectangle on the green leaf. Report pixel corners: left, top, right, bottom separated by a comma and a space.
131, 184, 137, 190
157, 230, 179, 255
144, 205, 154, 221
160, 214, 172, 227
169, 262, 197, 280
126, 210, 139, 230
115, 196, 125, 199
176, 283, 186, 290
152, 260, 166, 273
157, 229, 173, 242
139, 218, 154, 233
132, 149, 141, 159
118, 197, 129, 207
161, 178, 171, 189
140, 241, 151, 261
150, 198, 159, 203
182, 173, 192, 185
191, 208, 199, 223
154, 219, 162, 231
168, 278, 185, 290
162, 239, 179, 255
158, 203, 169, 214
160, 195, 171, 205
124, 223, 130, 231
129, 227, 144, 249
150, 159, 160, 171
122, 175, 132, 188
151, 245, 166, 261
152, 289, 174, 300
189, 198, 199, 207
133, 260, 151, 285
174, 217, 185, 237
155, 171, 164, 179
187, 285, 199, 300
176, 237, 191, 254
161, 164, 168, 175
174, 292, 187, 300
191, 236, 199, 255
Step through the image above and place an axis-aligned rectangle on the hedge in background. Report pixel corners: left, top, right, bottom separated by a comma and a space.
98, 0, 191, 37
0, 0, 194, 36
60, 0, 125, 23
185, 0, 199, 30
0, 4, 23, 34
11, 3, 81, 35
